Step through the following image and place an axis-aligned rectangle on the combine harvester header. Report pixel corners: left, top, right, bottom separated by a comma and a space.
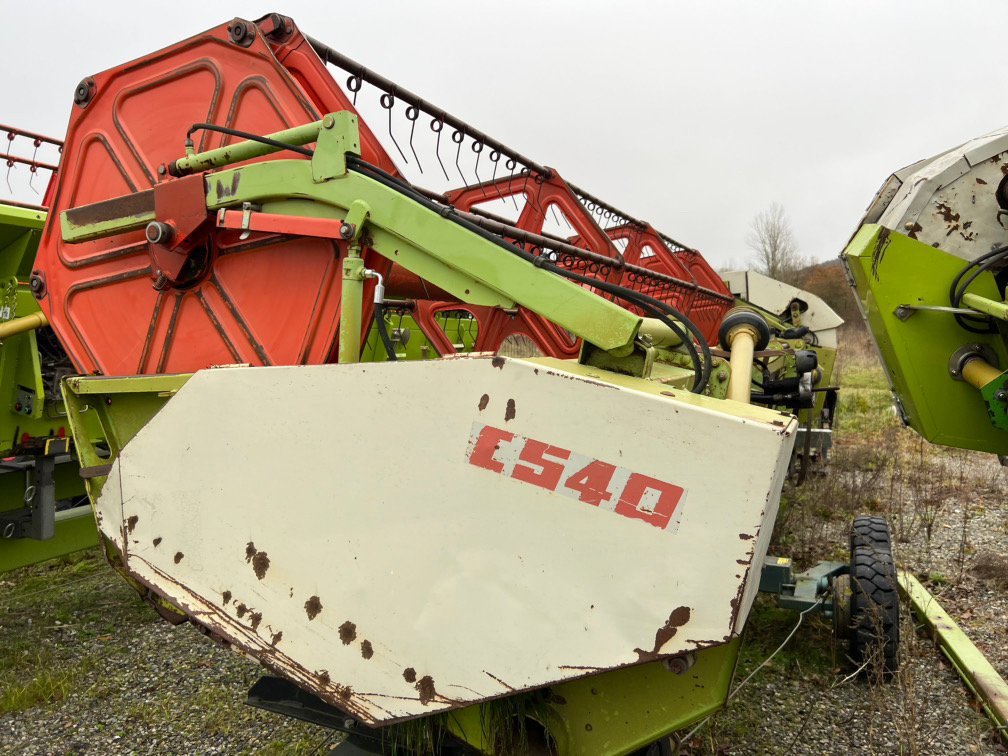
0, 13, 860, 754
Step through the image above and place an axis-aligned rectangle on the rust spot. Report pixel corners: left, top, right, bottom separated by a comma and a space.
152, 537, 162, 547
478, 393, 490, 411
504, 399, 516, 422
736, 559, 748, 565
338, 620, 357, 645
739, 533, 754, 540
361, 640, 374, 659
977, 177, 989, 185
174, 552, 184, 564
246, 542, 257, 562
126, 515, 139, 533
403, 667, 417, 683
491, 356, 505, 369
305, 595, 322, 620
271, 631, 283, 646
251, 551, 270, 580
337, 685, 353, 701
416, 675, 436, 705
236, 603, 248, 618
317, 670, 330, 685
906, 221, 923, 240
222, 590, 232, 604
635, 606, 691, 661
250, 612, 263, 631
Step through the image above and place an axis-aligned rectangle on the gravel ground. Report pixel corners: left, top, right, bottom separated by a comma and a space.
2, 350, 1006, 755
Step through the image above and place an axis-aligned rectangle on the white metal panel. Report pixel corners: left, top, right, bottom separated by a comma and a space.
722, 270, 843, 348
95, 356, 796, 723
871, 125, 1008, 261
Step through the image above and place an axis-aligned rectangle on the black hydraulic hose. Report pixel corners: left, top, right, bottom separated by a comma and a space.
373, 302, 398, 361
949, 243, 1008, 334
345, 155, 712, 392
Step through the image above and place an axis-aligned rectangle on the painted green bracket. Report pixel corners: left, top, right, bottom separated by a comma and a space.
899, 571, 1008, 741
842, 225, 1008, 454
443, 639, 740, 755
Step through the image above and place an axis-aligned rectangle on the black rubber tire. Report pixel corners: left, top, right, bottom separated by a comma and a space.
849, 515, 900, 678
629, 736, 674, 756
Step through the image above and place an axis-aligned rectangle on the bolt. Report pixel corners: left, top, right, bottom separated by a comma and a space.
339, 222, 356, 240
322, 114, 335, 129
157, 165, 167, 176
28, 273, 45, 298
145, 221, 174, 245
996, 390, 1008, 403
717, 370, 728, 383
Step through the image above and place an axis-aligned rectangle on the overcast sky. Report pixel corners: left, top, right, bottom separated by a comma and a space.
6, 1, 1008, 269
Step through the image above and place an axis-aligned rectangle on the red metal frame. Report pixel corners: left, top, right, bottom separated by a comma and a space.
34, 14, 733, 375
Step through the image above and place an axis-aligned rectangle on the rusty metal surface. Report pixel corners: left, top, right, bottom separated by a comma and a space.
91, 355, 796, 724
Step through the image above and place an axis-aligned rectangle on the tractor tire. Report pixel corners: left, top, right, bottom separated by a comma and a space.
848, 515, 900, 678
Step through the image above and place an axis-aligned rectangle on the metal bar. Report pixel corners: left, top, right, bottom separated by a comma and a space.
1, 153, 59, 172
172, 119, 326, 175
1, 123, 63, 148
452, 207, 733, 303
962, 292, 1008, 322
0, 197, 47, 211
899, 570, 1008, 740
0, 311, 47, 340
217, 209, 345, 239
306, 36, 550, 179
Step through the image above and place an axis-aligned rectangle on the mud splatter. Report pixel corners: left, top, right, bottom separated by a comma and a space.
403, 667, 417, 683
126, 515, 138, 533
152, 537, 162, 547
173, 552, 184, 564
504, 398, 516, 422
478, 394, 489, 411
361, 640, 374, 659
222, 590, 232, 604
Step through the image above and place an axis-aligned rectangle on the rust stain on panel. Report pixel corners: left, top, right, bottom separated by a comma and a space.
338, 620, 357, 645
360, 640, 374, 659
305, 595, 322, 620
126, 515, 139, 533
244, 542, 271, 580
416, 675, 436, 705
504, 399, 516, 422
634, 606, 691, 661
403, 667, 417, 683
174, 552, 184, 563
478, 393, 489, 411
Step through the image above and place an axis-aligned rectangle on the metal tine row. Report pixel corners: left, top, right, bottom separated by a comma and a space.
308, 36, 651, 235
1, 124, 63, 206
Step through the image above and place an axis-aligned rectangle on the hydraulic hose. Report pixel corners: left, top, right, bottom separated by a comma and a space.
373, 302, 398, 361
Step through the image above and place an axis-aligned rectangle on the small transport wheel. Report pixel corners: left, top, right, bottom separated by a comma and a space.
847, 515, 900, 678
629, 736, 674, 756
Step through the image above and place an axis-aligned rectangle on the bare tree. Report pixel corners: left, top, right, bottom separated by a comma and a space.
746, 202, 799, 283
